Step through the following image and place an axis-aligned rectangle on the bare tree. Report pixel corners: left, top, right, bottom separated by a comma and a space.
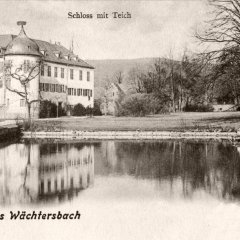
127, 67, 145, 93
196, 0, 240, 57
114, 71, 124, 84
196, 1, 240, 105
3, 59, 42, 123
101, 76, 112, 115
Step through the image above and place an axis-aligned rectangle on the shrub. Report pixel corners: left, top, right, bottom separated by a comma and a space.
118, 93, 169, 116
73, 101, 102, 117
72, 103, 86, 116
145, 94, 170, 114
93, 99, 102, 116
183, 104, 214, 112
58, 105, 67, 117
39, 100, 57, 118
39, 101, 67, 118
119, 93, 149, 116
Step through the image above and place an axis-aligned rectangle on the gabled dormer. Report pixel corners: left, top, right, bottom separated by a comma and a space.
69, 55, 78, 61
53, 50, 61, 58
40, 49, 46, 56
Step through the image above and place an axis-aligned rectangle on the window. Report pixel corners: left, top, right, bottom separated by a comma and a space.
70, 69, 74, 80
87, 71, 90, 81
61, 178, 64, 190
55, 53, 60, 58
40, 181, 44, 194
83, 89, 87, 96
79, 176, 82, 187
45, 83, 50, 92
47, 180, 51, 193
47, 66, 51, 77
61, 68, 64, 78
40, 50, 45, 56
20, 99, 26, 107
39, 83, 43, 91
23, 60, 30, 73
79, 70, 82, 80
50, 84, 53, 92
87, 174, 90, 185
6, 79, 11, 88
41, 65, 44, 76
54, 179, 58, 192
54, 67, 58, 78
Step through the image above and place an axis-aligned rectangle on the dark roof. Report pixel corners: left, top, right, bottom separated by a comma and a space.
5, 28, 41, 57
0, 34, 94, 69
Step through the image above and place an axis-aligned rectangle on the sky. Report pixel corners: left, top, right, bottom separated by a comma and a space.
0, 0, 210, 60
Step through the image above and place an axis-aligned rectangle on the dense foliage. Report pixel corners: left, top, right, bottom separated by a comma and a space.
73, 101, 102, 116
72, 103, 86, 116
39, 100, 66, 118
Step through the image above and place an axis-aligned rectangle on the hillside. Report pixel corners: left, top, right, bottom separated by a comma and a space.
87, 58, 161, 98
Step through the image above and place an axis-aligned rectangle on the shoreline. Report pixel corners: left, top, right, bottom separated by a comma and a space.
22, 130, 239, 140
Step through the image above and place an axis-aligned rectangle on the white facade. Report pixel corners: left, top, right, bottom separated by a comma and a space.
0, 22, 94, 119
40, 62, 94, 109
0, 57, 94, 119
1, 55, 41, 119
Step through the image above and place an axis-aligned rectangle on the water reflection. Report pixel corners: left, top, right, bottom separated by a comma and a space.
95, 140, 240, 200
0, 140, 94, 205
1, 139, 240, 205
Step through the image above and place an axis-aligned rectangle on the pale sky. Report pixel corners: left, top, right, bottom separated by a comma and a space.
0, 0, 210, 60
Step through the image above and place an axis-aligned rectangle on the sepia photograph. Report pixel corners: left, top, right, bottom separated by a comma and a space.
1, 0, 240, 239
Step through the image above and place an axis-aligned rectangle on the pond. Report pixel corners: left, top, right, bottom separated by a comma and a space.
0, 139, 240, 240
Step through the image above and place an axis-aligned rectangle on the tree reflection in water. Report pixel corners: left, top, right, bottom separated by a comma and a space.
96, 140, 240, 200
0, 139, 240, 205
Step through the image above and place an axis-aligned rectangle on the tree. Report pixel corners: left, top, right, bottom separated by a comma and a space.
178, 52, 212, 108
119, 93, 149, 116
92, 99, 102, 116
100, 76, 113, 115
127, 67, 145, 94
3, 59, 42, 123
195, 0, 240, 105
196, 0, 240, 58
209, 46, 240, 104
114, 70, 124, 84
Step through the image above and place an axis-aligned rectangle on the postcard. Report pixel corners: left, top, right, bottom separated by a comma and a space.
0, 0, 240, 240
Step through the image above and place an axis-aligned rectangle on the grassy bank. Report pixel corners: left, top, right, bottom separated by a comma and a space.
30, 112, 240, 132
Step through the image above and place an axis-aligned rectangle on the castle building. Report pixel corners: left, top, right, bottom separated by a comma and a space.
101, 82, 126, 116
0, 21, 94, 119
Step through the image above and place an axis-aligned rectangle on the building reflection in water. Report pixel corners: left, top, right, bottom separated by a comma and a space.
0, 141, 94, 205
1, 139, 240, 205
